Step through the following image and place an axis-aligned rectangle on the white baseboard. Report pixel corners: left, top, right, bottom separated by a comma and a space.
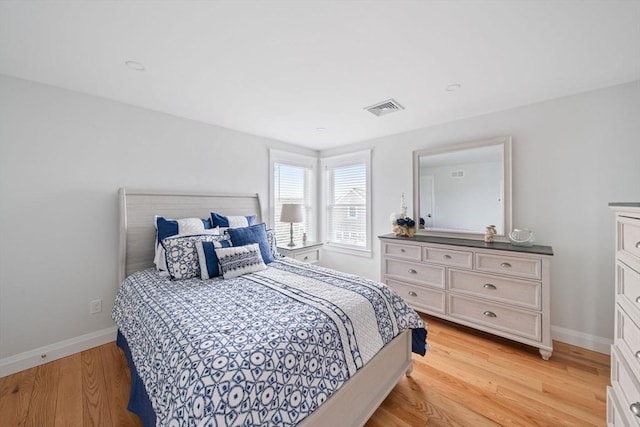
551, 325, 612, 355
0, 326, 118, 378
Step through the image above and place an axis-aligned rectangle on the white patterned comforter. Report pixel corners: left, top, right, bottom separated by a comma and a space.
112, 258, 425, 427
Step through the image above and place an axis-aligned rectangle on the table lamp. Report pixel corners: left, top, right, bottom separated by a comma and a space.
280, 204, 303, 247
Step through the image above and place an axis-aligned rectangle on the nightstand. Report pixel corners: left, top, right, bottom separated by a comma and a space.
277, 241, 323, 264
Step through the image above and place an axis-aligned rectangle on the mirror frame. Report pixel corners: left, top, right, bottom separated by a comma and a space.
413, 135, 512, 241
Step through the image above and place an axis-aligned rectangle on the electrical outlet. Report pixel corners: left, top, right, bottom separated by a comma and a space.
90, 299, 102, 314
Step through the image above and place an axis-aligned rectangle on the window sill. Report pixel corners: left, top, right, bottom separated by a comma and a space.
323, 243, 373, 258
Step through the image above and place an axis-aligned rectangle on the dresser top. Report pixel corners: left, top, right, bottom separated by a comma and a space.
608, 202, 640, 207
378, 233, 554, 256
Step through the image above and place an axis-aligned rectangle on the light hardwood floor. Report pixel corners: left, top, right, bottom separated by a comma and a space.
0, 314, 610, 426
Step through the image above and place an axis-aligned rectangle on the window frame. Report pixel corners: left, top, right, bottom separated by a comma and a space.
320, 149, 372, 257
269, 149, 318, 245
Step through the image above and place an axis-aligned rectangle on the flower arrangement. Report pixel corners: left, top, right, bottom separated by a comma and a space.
390, 193, 416, 237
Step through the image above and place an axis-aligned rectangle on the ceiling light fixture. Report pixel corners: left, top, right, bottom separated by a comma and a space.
445, 83, 462, 92
125, 60, 146, 71
315, 127, 326, 132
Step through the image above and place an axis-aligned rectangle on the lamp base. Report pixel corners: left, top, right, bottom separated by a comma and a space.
287, 223, 295, 246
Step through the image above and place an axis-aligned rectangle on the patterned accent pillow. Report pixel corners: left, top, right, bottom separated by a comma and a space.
266, 228, 281, 259
227, 223, 275, 264
195, 239, 232, 279
215, 243, 267, 279
161, 234, 229, 280
154, 216, 215, 274
210, 212, 257, 228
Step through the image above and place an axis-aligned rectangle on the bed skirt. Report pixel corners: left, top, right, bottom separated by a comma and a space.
116, 330, 156, 427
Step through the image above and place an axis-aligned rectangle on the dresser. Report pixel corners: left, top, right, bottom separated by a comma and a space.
380, 234, 554, 359
607, 203, 640, 426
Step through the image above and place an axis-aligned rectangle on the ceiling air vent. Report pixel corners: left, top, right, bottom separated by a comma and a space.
364, 98, 405, 117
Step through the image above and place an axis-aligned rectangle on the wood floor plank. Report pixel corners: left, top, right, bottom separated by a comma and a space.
496, 383, 603, 427
81, 346, 113, 427
54, 353, 84, 427
394, 376, 501, 427
415, 362, 537, 426
553, 340, 611, 366
426, 339, 543, 392
25, 362, 60, 426
0, 367, 36, 427
365, 406, 416, 427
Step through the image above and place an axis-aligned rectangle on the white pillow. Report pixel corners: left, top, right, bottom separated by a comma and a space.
215, 243, 267, 279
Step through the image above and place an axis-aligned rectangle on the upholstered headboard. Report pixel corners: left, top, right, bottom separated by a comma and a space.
118, 188, 262, 283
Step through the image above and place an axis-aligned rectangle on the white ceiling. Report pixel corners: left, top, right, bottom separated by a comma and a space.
1, 1, 639, 151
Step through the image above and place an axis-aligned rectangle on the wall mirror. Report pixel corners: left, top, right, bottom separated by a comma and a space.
413, 136, 512, 240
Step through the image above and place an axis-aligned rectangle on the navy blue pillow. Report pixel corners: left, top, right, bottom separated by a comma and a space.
196, 239, 232, 279
156, 216, 212, 242
227, 223, 275, 264
210, 212, 257, 228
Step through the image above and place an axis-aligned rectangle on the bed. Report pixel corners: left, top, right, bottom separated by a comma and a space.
113, 188, 427, 426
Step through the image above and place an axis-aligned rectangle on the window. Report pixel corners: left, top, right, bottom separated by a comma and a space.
270, 150, 317, 246
321, 150, 371, 255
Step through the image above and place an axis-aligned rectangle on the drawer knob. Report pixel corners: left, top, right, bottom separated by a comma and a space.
408, 291, 418, 297
483, 310, 497, 318
304, 256, 309, 261
636, 296, 640, 304
483, 283, 497, 290
443, 254, 452, 259
631, 402, 640, 418
635, 350, 640, 361
636, 241, 640, 249
408, 269, 417, 274
500, 262, 512, 268
400, 248, 406, 253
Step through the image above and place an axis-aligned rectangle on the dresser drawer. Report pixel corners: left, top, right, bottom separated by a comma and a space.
611, 346, 640, 425
424, 246, 473, 268
608, 385, 634, 427
617, 261, 640, 313
384, 259, 445, 289
449, 269, 541, 310
475, 252, 542, 280
383, 242, 422, 261
385, 279, 445, 314
616, 305, 640, 373
619, 215, 640, 263
293, 248, 320, 263
448, 294, 542, 341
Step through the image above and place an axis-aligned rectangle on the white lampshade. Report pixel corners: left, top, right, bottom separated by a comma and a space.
280, 204, 303, 223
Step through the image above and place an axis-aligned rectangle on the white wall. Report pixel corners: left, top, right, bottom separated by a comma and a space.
0, 74, 316, 363
321, 80, 640, 349
1, 73, 638, 367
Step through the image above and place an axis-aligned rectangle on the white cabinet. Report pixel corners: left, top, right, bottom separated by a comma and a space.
380, 235, 553, 360
607, 203, 640, 426
278, 241, 323, 264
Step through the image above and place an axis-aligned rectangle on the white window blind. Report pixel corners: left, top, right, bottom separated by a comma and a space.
322, 150, 371, 254
270, 150, 316, 246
